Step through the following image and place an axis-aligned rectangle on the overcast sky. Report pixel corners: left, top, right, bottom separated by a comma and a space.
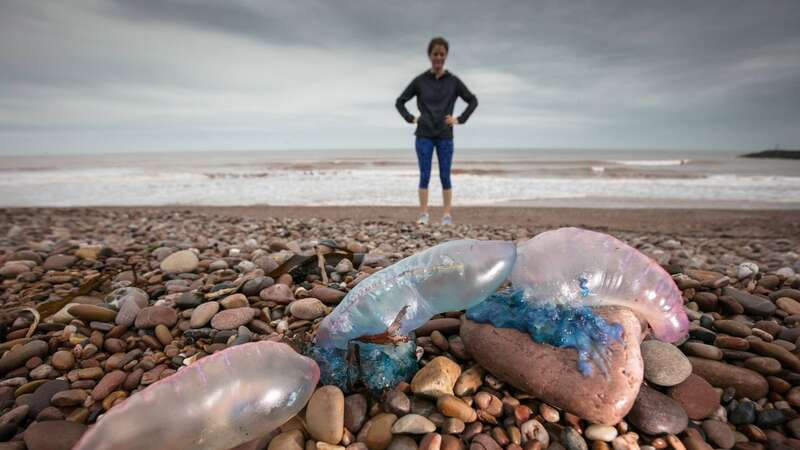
1, 0, 799, 155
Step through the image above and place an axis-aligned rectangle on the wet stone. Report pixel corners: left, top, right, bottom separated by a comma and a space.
92, 370, 126, 400
90, 321, 114, 332
693, 292, 719, 311
585, 425, 618, 442
702, 420, 735, 449
641, 340, 692, 386
780, 326, 800, 342
175, 292, 204, 309
231, 333, 250, 346
364, 413, 397, 450
391, 414, 436, 434
0, 340, 49, 374
213, 330, 237, 344
415, 318, 462, 337
788, 418, 800, 439
718, 296, 746, 315
15, 380, 47, 397
0, 405, 30, 426
689, 357, 769, 399
437, 395, 476, 423
748, 340, 800, 372
411, 357, 461, 398
36, 406, 65, 422
42, 254, 77, 271
211, 307, 256, 330
183, 328, 215, 340
0, 262, 31, 278
667, 374, 721, 420
421, 433, 443, 450
17, 379, 69, 416
116, 296, 146, 327
242, 276, 274, 297
411, 397, 436, 417
626, 385, 688, 435
253, 255, 278, 273
160, 250, 199, 273
51, 389, 87, 407
268, 430, 304, 450
682, 428, 713, 450
454, 366, 483, 397
756, 410, 786, 428
721, 349, 758, 360
442, 417, 465, 435
683, 342, 723, 360
23, 420, 87, 450
191, 302, 220, 328
754, 320, 783, 337
716, 336, 750, 350
688, 326, 717, 344
259, 284, 295, 304
134, 306, 178, 329
723, 287, 776, 316
105, 287, 148, 309
562, 427, 589, 450
388, 436, 418, 450
155, 324, 172, 346
461, 307, 643, 426
713, 320, 753, 338
306, 386, 345, 444
310, 286, 346, 304
289, 298, 327, 320
384, 390, 411, 416
29, 364, 56, 380
771, 289, 800, 302
220, 293, 249, 309
744, 357, 782, 375
471, 433, 502, 450
0, 423, 17, 441
441, 435, 462, 450
344, 394, 367, 434
730, 401, 757, 425
67, 304, 116, 323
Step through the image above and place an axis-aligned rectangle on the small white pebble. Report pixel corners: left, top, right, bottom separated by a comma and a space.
585, 424, 618, 442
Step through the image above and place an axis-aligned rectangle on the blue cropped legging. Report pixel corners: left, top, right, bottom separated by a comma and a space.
415, 137, 453, 190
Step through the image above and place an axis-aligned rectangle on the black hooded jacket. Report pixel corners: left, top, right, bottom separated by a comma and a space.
395, 70, 478, 139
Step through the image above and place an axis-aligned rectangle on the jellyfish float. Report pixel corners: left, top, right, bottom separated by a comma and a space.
73, 341, 319, 450
467, 227, 689, 375
309, 239, 517, 392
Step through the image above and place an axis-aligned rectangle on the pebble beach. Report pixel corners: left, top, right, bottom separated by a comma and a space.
1, 205, 800, 450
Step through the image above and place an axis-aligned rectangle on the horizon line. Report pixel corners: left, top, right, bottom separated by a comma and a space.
1, 146, 759, 158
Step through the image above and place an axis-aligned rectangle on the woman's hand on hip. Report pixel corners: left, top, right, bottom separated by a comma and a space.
444, 115, 459, 126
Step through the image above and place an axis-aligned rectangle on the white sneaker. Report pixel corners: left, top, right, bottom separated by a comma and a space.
441, 214, 453, 226
417, 212, 430, 225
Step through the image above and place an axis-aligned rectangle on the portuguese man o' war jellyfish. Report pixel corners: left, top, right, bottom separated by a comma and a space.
315, 239, 517, 350
468, 227, 687, 376
311, 239, 516, 392
73, 341, 320, 450
467, 289, 625, 376
511, 227, 688, 343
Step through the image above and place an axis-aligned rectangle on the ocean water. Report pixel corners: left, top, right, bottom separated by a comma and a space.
1, 149, 798, 209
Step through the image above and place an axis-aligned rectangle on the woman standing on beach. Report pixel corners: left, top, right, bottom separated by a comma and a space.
395, 36, 478, 226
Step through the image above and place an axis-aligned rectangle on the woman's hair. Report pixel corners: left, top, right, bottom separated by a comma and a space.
427, 36, 449, 55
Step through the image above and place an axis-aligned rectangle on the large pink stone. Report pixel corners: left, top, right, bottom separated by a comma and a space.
460, 306, 644, 425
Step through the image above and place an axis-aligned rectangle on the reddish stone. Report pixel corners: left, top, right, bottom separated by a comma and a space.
667, 374, 721, 420
689, 357, 769, 399
461, 307, 643, 426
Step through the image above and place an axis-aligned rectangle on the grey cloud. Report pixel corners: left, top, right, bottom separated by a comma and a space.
0, 0, 799, 153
